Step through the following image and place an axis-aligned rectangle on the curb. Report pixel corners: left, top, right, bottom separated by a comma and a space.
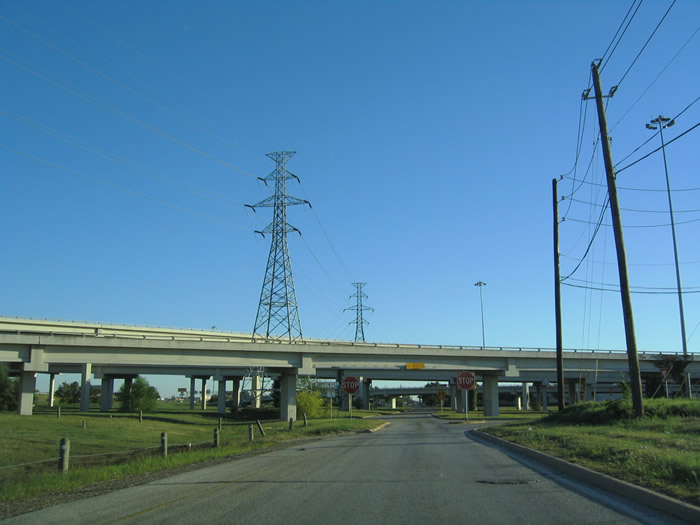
365, 422, 390, 433
471, 429, 700, 524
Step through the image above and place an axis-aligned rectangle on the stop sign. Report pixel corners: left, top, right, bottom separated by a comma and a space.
457, 372, 476, 390
341, 376, 360, 394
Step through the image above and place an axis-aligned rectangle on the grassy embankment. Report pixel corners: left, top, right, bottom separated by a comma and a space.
0, 402, 390, 502
481, 398, 700, 506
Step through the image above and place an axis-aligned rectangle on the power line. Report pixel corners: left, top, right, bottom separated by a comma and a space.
0, 13, 261, 176
562, 282, 700, 295
566, 215, 700, 228
560, 196, 610, 282
614, 0, 677, 90
0, 144, 246, 229
0, 48, 255, 179
566, 277, 700, 291
610, 23, 700, 131
567, 198, 700, 214
561, 254, 700, 267
600, 0, 644, 73
616, 120, 700, 174
573, 179, 700, 193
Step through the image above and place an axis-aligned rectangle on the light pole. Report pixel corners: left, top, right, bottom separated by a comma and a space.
474, 281, 486, 349
646, 115, 688, 361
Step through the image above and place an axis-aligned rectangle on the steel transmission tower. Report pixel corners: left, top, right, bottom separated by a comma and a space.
345, 282, 373, 342
246, 151, 310, 342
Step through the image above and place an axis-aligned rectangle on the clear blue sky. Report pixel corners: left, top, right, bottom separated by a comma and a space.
1, 1, 699, 396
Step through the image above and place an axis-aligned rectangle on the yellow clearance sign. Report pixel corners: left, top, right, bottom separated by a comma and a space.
406, 363, 425, 369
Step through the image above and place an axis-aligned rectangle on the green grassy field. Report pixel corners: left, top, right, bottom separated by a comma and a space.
0, 404, 386, 502
482, 399, 700, 506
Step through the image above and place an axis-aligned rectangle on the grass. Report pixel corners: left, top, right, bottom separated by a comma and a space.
0, 404, 385, 502
433, 407, 552, 421
482, 399, 700, 506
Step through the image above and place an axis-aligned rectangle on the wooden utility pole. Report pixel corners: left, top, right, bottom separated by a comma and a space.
590, 60, 644, 417
553, 178, 565, 411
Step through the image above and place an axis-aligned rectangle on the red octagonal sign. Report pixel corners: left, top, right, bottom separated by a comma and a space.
341, 376, 361, 394
457, 372, 476, 390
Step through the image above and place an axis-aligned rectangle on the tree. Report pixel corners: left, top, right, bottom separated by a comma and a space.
297, 390, 324, 418
55, 381, 81, 404
117, 377, 159, 413
0, 364, 18, 411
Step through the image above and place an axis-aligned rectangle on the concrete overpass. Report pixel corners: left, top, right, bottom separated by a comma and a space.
1, 317, 697, 419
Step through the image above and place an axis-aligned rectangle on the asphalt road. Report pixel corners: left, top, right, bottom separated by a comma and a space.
4, 412, 684, 524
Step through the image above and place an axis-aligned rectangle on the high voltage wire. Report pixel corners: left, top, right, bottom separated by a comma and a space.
0, 144, 247, 230
573, 179, 700, 193
560, 196, 610, 282
0, 107, 247, 212
566, 277, 700, 291
568, 198, 700, 214
0, 48, 255, 179
562, 282, 700, 295
566, 215, 700, 229
613, 0, 677, 91
0, 14, 261, 177
600, 0, 644, 73
561, 254, 700, 267
616, 120, 700, 174
610, 23, 700, 132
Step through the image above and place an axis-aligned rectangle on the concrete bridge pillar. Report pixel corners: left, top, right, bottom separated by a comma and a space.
449, 382, 458, 411
80, 363, 92, 413
534, 382, 543, 410
217, 379, 227, 415
100, 377, 114, 412
567, 380, 578, 405
49, 373, 57, 408
252, 374, 262, 408
455, 387, 463, 413
360, 379, 370, 410
483, 375, 499, 417
17, 371, 36, 416
230, 378, 241, 410
521, 382, 530, 410
390, 396, 397, 409
515, 394, 522, 410
280, 372, 297, 422
201, 378, 208, 410
189, 377, 196, 409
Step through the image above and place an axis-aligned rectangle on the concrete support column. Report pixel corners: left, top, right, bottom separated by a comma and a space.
18, 371, 36, 416
100, 377, 114, 412
483, 375, 500, 417
567, 380, 577, 405
189, 377, 196, 409
521, 382, 530, 410
359, 379, 370, 410
201, 378, 207, 410
542, 386, 548, 410
230, 378, 241, 410
515, 394, 522, 410
280, 373, 297, 422
534, 382, 543, 410
390, 396, 397, 409
252, 375, 262, 408
461, 389, 468, 414
455, 388, 463, 413
80, 363, 92, 413
49, 373, 56, 408
449, 382, 458, 411
217, 379, 227, 415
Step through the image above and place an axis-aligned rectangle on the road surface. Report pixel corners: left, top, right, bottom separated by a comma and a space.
4, 412, 684, 524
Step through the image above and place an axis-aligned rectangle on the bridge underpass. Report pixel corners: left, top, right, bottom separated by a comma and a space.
1, 317, 697, 419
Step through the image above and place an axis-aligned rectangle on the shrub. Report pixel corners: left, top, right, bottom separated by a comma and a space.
297, 390, 324, 419
117, 377, 159, 413
0, 364, 18, 411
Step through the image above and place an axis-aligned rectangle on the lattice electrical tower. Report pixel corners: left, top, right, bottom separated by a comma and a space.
245, 151, 310, 342
345, 282, 373, 342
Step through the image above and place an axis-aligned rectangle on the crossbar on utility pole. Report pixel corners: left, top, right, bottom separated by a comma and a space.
590, 60, 644, 417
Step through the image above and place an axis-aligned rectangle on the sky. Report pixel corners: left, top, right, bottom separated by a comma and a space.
1, 0, 699, 397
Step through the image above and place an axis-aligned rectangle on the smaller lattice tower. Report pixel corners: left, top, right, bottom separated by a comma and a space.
345, 282, 373, 342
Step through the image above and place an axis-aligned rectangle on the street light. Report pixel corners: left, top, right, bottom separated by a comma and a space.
646, 115, 688, 359
474, 281, 486, 349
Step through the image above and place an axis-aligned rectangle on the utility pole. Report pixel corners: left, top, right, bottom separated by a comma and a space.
589, 61, 644, 417
474, 281, 487, 349
345, 282, 373, 342
246, 151, 311, 342
553, 178, 565, 411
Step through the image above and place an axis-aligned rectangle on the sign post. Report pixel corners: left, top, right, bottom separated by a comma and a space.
457, 372, 477, 421
341, 376, 360, 422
